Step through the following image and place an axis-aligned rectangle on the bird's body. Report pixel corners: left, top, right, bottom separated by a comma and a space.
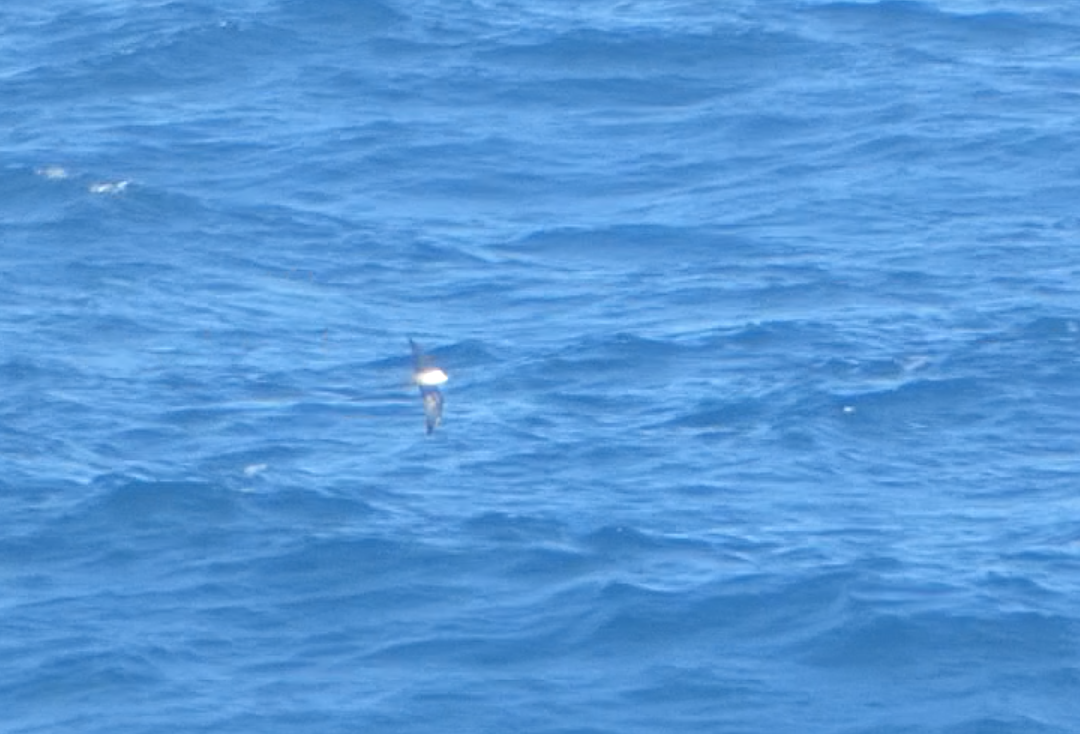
410, 339, 447, 434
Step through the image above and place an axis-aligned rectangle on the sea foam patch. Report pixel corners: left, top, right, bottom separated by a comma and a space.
89, 180, 130, 195
35, 165, 70, 179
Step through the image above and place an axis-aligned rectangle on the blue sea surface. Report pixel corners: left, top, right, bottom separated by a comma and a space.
2, 1, 1079, 732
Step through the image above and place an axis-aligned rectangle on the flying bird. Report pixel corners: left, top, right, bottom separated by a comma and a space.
410, 339, 448, 434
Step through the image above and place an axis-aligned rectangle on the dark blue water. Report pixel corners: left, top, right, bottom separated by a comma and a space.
3, 1, 1079, 732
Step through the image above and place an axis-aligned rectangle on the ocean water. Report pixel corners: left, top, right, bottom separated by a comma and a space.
2, 0, 1079, 731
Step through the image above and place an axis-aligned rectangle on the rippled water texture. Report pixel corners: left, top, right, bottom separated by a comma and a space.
2, 1, 1079, 732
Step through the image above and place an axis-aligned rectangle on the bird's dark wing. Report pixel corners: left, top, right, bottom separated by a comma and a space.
409, 338, 427, 371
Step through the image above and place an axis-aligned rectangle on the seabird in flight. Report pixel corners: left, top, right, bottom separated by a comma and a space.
410, 339, 447, 434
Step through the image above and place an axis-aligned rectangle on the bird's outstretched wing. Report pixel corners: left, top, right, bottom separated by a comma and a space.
409, 338, 428, 371
421, 389, 444, 434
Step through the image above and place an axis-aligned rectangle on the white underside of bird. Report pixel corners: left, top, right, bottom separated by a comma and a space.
414, 367, 448, 387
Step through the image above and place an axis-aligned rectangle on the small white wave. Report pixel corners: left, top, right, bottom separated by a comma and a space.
243, 463, 268, 477
35, 165, 70, 180
89, 180, 130, 195
900, 355, 931, 373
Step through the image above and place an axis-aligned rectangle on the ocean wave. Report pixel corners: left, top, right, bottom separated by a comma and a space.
4, 0, 1080, 730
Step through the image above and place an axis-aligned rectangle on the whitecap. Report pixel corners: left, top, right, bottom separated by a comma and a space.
243, 463, 268, 477
89, 180, 130, 195
35, 165, 69, 179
